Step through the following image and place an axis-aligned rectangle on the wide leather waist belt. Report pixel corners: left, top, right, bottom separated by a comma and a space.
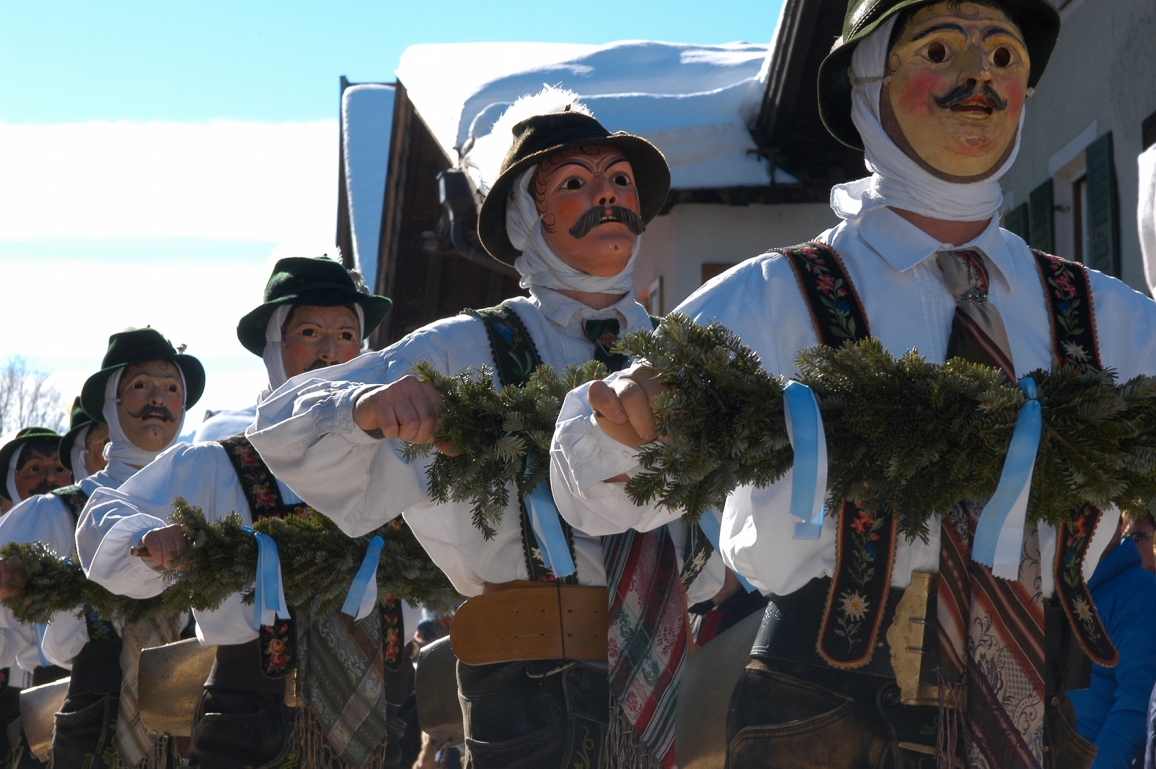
451, 581, 608, 665
753, 574, 1090, 698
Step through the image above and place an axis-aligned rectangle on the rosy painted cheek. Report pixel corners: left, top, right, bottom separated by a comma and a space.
551, 198, 588, 229
896, 70, 946, 116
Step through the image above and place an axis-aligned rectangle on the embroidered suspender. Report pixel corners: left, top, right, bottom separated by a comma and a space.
778, 242, 897, 668
1030, 249, 1117, 666
781, 242, 1116, 670
467, 305, 580, 584
51, 485, 90, 526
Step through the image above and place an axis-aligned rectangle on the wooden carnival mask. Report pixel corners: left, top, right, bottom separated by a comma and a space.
882, 1, 1030, 180
532, 144, 643, 277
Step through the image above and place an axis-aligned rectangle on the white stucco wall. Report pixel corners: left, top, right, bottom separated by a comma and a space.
1001, 0, 1156, 291
634, 202, 839, 313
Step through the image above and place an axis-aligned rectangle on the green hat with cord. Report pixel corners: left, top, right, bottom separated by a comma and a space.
236, 256, 392, 356
817, 0, 1061, 150
80, 327, 205, 423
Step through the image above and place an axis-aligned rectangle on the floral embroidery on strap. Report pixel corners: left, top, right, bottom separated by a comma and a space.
776, 241, 871, 346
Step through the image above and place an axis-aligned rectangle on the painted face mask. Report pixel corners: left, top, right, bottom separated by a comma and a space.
882, 1, 1030, 180
532, 145, 643, 278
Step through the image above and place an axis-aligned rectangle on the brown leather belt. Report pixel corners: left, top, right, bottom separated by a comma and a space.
450, 581, 608, 665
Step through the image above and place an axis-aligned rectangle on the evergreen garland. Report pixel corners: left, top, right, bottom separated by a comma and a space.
397, 312, 1156, 544
617, 313, 1156, 540
402, 359, 608, 538
0, 500, 461, 625
167, 499, 461, 616
0, 541, 185, 625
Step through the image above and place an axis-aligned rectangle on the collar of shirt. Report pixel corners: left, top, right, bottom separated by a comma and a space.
855, 207, 1019, 294
526, 285, 652, 338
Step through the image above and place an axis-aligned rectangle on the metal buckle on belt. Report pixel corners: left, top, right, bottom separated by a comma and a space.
885, 571, 957, 707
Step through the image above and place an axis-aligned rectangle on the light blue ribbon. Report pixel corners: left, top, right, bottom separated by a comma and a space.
696, 508, 755, 593
783, 381, 827, 540
973, 377, 1042, 574
342, 535, 384, 620
33, 623, 50, 668
525, 476, 576, 578
243, 526, 290, 630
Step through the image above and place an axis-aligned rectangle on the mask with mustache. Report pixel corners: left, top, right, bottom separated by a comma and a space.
126, 404, 175, 422
568, 205, 646, 240
879, 1, 1030, 182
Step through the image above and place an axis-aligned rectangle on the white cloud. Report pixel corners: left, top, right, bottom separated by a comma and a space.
0, 120, 338, 241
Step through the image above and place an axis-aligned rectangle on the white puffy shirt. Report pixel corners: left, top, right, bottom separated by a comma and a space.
0, 462, 136, 670
248, 289, 724, 602
550, 208, 1156, 598
77, 441, 304, 647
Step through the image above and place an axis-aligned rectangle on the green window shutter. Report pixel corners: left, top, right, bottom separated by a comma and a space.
1003, 202, 1029, 241
1028, 178, 1055, 253
1085, 131, 1120, 277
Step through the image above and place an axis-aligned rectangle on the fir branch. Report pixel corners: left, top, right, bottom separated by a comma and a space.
404, 359, 608, 538
613, 313, 1156, 539
0, 541, 186, 625
1, 499, 461, 626
167, 499, 462, 616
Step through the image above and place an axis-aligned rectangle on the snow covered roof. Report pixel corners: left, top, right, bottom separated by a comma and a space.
396, 40, 794, 193
341, 83, 395, 293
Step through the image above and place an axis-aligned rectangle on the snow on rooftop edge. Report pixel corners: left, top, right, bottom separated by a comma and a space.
398, 39, 788, 192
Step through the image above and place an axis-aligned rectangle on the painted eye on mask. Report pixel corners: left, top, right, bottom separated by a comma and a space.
611, 173, 632, 187
926, 41, 950, 63
562, 178, 585, 191
991, 47, 1012, 68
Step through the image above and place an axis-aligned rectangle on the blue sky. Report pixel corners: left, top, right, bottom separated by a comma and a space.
0, 0, 783, 431
1, 0, 782, 123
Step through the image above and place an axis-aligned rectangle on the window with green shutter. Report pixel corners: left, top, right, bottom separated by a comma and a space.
1003, 202, 1029, 241
1029, 178, 1055, 253
1085, 131, 1120, 277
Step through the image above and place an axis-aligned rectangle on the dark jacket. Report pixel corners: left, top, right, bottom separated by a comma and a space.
1069, 538, 1156, 769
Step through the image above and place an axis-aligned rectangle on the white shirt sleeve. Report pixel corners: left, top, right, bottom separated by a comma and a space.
0, 494, 92, 668
79, 443, 281, 646
247, 335, 453, 537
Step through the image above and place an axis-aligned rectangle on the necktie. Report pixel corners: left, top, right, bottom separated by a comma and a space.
935, 249, 1046, 768
583, 318, 629, 371
583, 315, 683, 769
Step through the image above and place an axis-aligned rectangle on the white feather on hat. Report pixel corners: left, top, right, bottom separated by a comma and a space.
464, 85, 594, 197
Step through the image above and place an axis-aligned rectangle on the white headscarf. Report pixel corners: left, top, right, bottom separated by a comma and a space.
70, 424, 92, 483
507, 167, 639, 295
102, 367, 186, 472
830, 16, 1025, 222
260, 303, 365, 399
6, 445, 25, 504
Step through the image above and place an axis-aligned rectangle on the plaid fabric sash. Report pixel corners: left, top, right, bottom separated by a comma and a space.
470, 305, 696, 768
220, 434, 391, 765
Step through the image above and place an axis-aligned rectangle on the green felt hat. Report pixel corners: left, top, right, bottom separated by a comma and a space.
817, 0, 1061, 150
80, 328, 206, 422
236, 256, 392, 356
477, 111, 671, 265
0, 427, 62, 501
59, 396, 98, 474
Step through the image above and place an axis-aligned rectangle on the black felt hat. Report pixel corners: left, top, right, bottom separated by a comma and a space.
0, 427, 62, 501
59, 396, 98, 474
236, 256, 392, 356
477, 111, 671, 265
817, 0, 1061, 150
80, 328, 206, 422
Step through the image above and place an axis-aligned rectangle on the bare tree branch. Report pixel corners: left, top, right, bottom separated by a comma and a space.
0, 357, 67, 436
